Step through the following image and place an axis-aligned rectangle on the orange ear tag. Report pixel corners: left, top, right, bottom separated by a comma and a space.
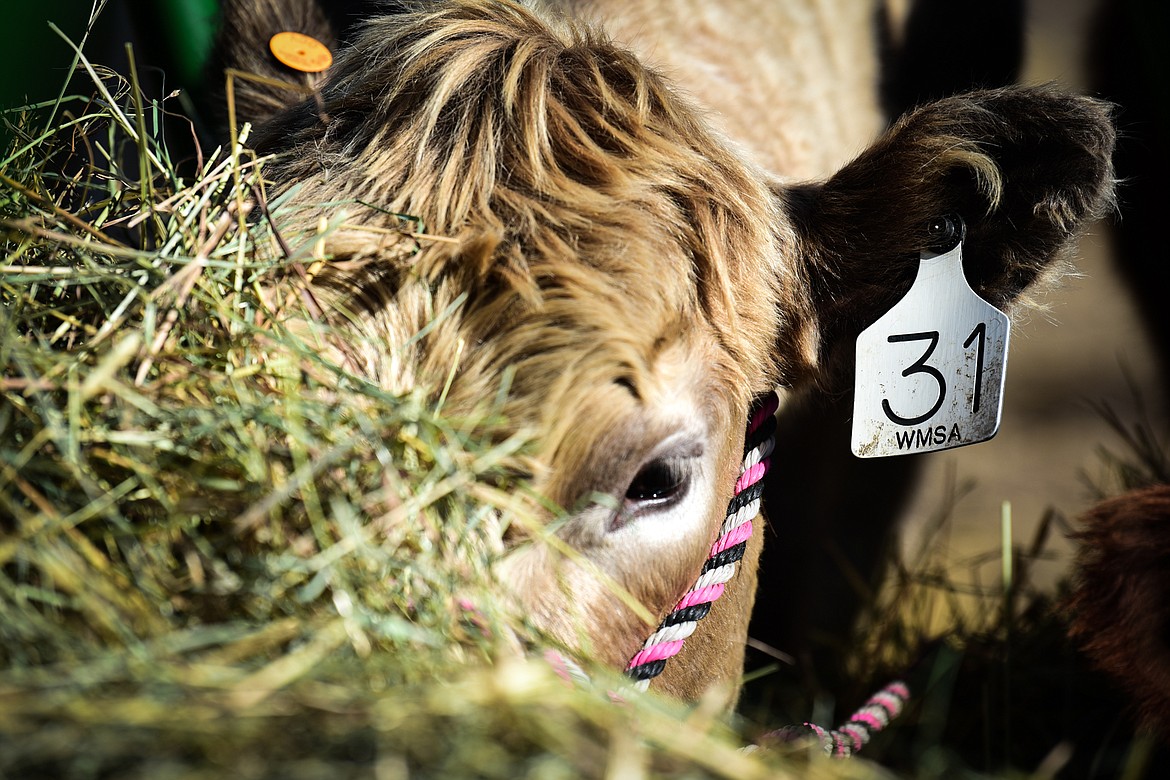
269, 32, 333, 73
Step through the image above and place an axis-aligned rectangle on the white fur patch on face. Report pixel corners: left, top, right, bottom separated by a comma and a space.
604, 427, 714, 549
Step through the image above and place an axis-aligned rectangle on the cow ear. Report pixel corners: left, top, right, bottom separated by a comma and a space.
781, 86, 1115, 383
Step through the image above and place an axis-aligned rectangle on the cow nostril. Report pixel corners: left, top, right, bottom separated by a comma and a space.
625, 458, 689, 505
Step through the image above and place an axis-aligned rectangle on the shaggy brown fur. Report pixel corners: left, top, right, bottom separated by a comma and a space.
215, 0, 1115, 704
1068, 485, 1170, 742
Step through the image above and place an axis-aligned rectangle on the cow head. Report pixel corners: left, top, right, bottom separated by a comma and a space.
220, 0, 1115, 702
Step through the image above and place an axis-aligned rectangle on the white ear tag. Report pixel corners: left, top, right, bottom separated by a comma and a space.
851, 226, 1010, 458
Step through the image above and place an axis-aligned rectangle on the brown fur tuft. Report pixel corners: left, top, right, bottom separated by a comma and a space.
241, 0, 787, 419
1067, 485, 1170, 742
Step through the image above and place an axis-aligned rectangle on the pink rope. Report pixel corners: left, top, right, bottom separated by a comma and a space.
624, 392, 776, 685
749, 393, 780, 431
672, 582, 726, 612
711, 519, 753, 555
626, 639, 686, 669
548, 388, 908, 760
618, 388, 909, 757
734, 458, 770, 494
762, 679, 911, 758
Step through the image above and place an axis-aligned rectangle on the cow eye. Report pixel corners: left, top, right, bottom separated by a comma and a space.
625, 457, 690, 507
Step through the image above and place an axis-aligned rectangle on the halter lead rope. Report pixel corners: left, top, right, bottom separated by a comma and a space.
763, 679, 910, 758
624, 391, 779, 687
621, 389, 909, 758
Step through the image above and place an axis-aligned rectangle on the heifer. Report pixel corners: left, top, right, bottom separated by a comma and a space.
215, 0, 1115, 705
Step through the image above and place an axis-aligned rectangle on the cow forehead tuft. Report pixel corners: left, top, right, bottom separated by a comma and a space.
263, 0, 786, 407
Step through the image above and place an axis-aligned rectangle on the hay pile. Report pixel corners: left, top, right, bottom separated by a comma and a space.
0, 32, 891, 780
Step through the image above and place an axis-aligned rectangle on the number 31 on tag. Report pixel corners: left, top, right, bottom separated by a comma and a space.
851, 241, 1010, 458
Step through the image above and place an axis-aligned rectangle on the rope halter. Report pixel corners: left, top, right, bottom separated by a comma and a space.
620, 389, 909, 758
624, 390, 779, 687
